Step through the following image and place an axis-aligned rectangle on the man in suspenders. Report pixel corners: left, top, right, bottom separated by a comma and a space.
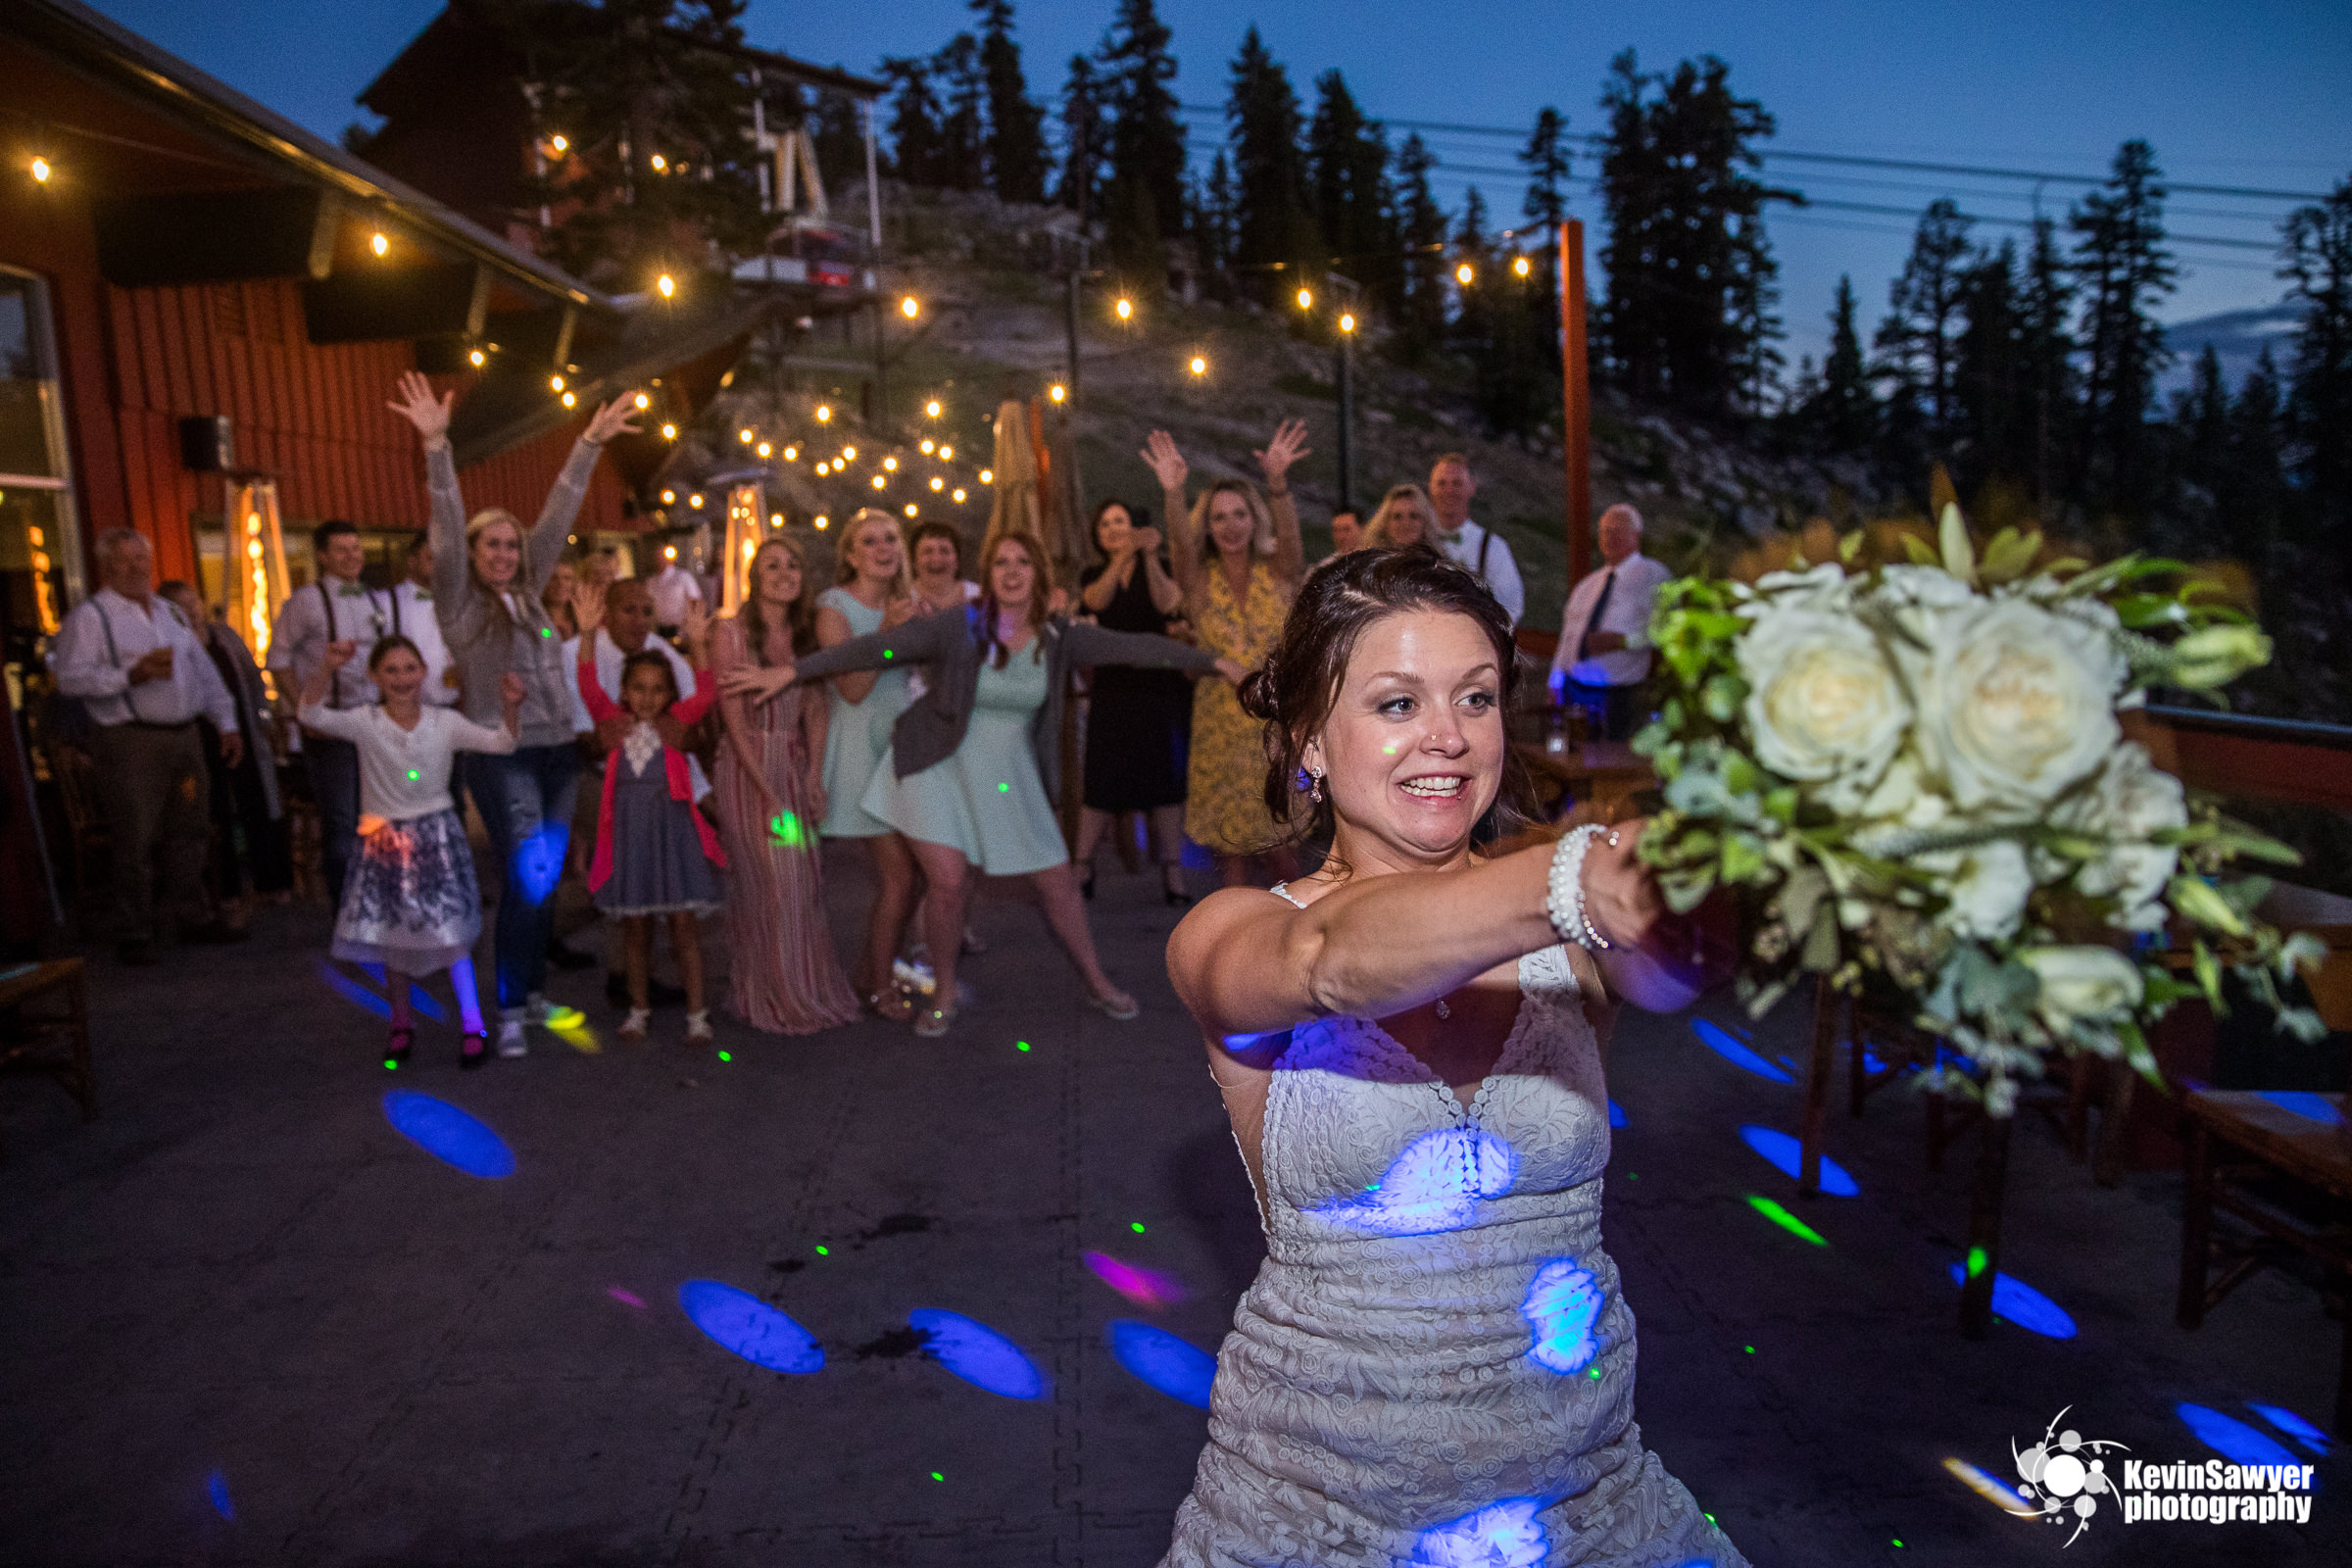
1428, 453, 1526, 627
268, 520, 392, 908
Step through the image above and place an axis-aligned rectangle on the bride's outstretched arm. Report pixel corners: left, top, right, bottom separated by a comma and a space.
1168, 822, 1707, 1036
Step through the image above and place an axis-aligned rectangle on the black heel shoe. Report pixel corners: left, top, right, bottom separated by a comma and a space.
1162, 868, 1193, 906
384, 1026, 415, 1070
460, 1031, 490, 1070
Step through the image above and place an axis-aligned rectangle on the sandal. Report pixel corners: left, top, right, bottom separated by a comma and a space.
865, 989, 913, 1023
912, 1004, 956, 1039
385, 1026, 415, 1069
1087, 988, 1142, 1022
459, 1031, 490, 1070
960, 925, 988, 956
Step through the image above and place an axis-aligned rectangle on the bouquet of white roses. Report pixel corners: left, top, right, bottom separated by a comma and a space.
1635, 505, 2328, 1115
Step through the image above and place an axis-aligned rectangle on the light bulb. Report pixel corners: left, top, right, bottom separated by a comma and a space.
814, 514, 829, 529
468, 348, 486, 367
661, 422, 677, 440
903, 504, 917, 517
1049, 384, 1066, 404
871, 474, 886, 489
688, 493, 704, 509
562, 391, 576, 407
549, 134, 568, 154
900, 296, 920, 318
1114, 297, 1133, 320
924, 399, 942, 417
651, 153, 667, 172
815, 405, 832, 421
633, 391, 649, 410
1513, 254, 1532, 277
1340, 313, 1356, 333
842, 446, 856, 461
757, 441, 771, 458
1296, 287, 1313, 310
952, 488, 966, 504
656, 273, 675, 299
979, 468, 993, 484
550, 374, 564, 392
1456, 262, 1474, 285
738, 428, 754, 443
664, 544, 677, 560
769, 513, 783, 527
939, 446, 953, 461
783, 446, 797, 461
370, 231, 389, 257
929, 476, 944, 491
1189, 356, 1207, 376
661, 489, 676, 504
29, 156, 51, 183
920, 439, 935, 454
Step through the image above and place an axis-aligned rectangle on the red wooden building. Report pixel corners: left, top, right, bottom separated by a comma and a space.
0, 0, 766, 939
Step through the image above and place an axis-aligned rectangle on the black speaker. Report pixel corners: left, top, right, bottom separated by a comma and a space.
178, 415, 234, 472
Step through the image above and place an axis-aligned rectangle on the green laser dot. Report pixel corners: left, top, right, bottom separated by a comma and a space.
717, 1051, 731, 1061
1965, 1244, 1988, 1279
814, 1245, 828, 1255
1743, 1345, 1755, 1353
1016, 1041, 1031, 1052
1588, 1367, 1602, 1379
406, 768, 420, 781
1704, 1514, 1715, 1526
882, 649, 894, 660
1892, 1542, 1903, 1548
538, 626, 554, 638
930, 1472, 944, 1482
997, 781, 1009, 792
383, 1059, 396, 1069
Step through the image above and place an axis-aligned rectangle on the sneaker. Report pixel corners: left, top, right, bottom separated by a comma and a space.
683, 1009, 713, 1045
496, 1020, 529, 1057
912, 1004, 956, 1039
616, 1007, 650, 1042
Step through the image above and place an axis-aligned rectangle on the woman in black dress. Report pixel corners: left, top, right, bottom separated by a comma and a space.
1074, 499, 1194, 904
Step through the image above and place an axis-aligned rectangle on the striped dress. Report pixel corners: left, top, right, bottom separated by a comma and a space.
710, 617, 859, 1035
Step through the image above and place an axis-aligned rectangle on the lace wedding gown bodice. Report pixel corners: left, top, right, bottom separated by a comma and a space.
1162, 935, 1747, 1568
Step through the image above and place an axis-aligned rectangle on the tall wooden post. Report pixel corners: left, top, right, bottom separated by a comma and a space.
1558, 220, 1592, 586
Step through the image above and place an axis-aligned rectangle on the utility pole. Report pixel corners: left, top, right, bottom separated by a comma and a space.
1328, 272, 1361, 514
1557, 220, 1592, 585
1061, 118, 1092, 535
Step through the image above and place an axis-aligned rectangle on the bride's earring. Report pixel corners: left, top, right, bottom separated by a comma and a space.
1308, 768, 1325, 805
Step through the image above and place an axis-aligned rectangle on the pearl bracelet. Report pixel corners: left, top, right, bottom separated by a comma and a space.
1544, 824, 1612, 951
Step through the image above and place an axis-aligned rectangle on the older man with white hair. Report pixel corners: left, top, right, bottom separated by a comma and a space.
1551, 504, 1671, 741
49, 527, 246, 963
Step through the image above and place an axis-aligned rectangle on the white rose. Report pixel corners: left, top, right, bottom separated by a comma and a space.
2019, 946, 2145, 1032
1872, 564, 1977, 648
1753, 562, 1852, 610
1918, 838, 2034, 942
1913, 598, 2121, 812
2054, 742, 2187, 930
1737, 605, 1910, 811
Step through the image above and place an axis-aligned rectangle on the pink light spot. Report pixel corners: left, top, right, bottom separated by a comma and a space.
1083, 1250, 1190, 1310
608, 1287, 647, 1309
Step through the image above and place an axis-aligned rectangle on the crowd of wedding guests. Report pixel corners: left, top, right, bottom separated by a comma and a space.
47, 371, 1668, 1061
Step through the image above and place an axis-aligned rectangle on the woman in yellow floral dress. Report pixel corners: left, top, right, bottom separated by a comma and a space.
1143, 419, 1310, 888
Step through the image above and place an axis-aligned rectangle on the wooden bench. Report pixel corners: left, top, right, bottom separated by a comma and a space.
2177, 1088, 2351, 1430
0, 957, 94, 1161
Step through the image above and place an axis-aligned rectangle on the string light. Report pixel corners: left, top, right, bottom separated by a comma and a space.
929, 476, 944, 491
468, 348, 486, 367
900, 296, 920, 318
1189, 356, 1207, 376
813, 514, 830, 529
738, 428, 755, 443
650, 153, 668, 172
1340, 312, 1357, 333
757, 441, 771, 458
783, 446, 797, 461
561, 391, 575, 407
369, 231, 389, 257
769, 513, 783, 527
1513, 254, 1533, 277
661, 489, 676, 505
656, 273, 676, 299
1295, 286, 1313, 310
664, 544, 677, 560
903, 503, 917, 517
688, 493, 704, 509
1114, 297, 1133, 320
924, 399, 942, 417
938, 445, 953, 461
842, 446, 857, 461
549, 134, 568, 154
550, 374, 564, 392
815, 405, 832, 422
871, 474, 886, 489
633, 392, 650, 410
29, 156, 52, 183
919, 439, 935, 454
883, 456, 899, 471
1049, 384, 1066, 404
661, 422, 677, 440
1456, 262, 1475, 285
979, 468, 994, 484
952, 487, 967, 503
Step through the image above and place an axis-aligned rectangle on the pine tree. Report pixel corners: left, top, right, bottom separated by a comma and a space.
1054, 56, 1105, 216
2279, 177, 2352, 553
2171, 344, 2231, 529
933, 33, 987, 192
1098, 0, 1186, 275
2020, 217, 2077, 511
1875, 199, 1974, 441
1592, 51, 1786, 420
1728, 213, 1784, 416
971, 0, 1049, 204
810, 89, 866, 194
882, 56, 946, 186
1952, 240, 2027, 485
1392, 131, 1447, 363
2071, 139, 2178, 517
1196, 151, 1238, 287
1225, 25, 1318, 304
1306, 71, 1394, 299
1814, 274, 1876, 451
1520, 107, 1571, 228
2231, 348, 2290, 562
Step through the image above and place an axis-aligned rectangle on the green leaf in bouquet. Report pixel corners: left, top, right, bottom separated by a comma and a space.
1721, 831, 1769, 885
1801, 902, 1841, 972
2171, 875, 2249, 938
2190, 939, 2225, 1010
1660, 864, 1718, 913
2113, 1018, 2166, 1088
1780, 865, 1831, 937
1700, 672, 1749, 722
1979, 527, 2044, 584
1901, 533, 1939, 567
1721, 750, 1762, 797
1763, 786, 1798, 825
1937, 503, 1978, 585
1838, 529, 1865, 564
2167, 623, 2274, 690
2114, 592, 2187, 629
2279, 930, 2329, 981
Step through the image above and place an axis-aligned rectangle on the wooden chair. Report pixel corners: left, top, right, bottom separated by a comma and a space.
0, 957, 93, 1163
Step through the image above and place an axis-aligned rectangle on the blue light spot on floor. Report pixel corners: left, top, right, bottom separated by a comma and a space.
1412, 1497, 1547, 1566
381, 1091, 514, 1178
207, 1470, 233, 1521
317, 959, 390, 1019
361, 961, 386, 984
1107, 1320, 1215, 1409
678, 1281, 823, 1374
1608, 1100, 1627, 1128
1309, 1126, 1517, 1236
2178, 1403, 2299, 1469
1692, 1019, 1794, 1083
511, 825, 568, 906
2248, 1402, 2331, 1454
1740, 1125, 1860, 1197
1946, 1262, 2076, 1339
2256, 1091, 2344, 1127
1863, 1050, 1888, 1074
1522, 1258, 1604, 1374
908, 1308, 1049, 1399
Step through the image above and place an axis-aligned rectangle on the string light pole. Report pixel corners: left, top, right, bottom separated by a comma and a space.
1555, 220, 1592, 585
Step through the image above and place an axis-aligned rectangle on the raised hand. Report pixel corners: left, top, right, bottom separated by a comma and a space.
499, 671, 527, 710
882, 594, 919, 629
386, 370, 452, 444
678, 597, 711, 660
1253, 417, 1311, 489
324, 638, 360, 670
1140, 430, 1188, 492
583, 396, 643, 446
1130, 525, 1162, 556
569, 579, 606, 637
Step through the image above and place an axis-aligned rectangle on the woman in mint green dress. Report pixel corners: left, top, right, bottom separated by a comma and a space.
811, 508, 917, 1016
732, 530, 1245, 1038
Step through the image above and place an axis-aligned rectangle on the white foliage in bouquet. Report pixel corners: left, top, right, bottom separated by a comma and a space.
1636, 506, 2327, 1115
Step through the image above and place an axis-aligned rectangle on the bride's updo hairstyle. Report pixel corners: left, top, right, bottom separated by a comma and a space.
1238, 547, 1533, 858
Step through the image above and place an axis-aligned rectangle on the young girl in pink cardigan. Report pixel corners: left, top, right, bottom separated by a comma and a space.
574, 588, 724, 1044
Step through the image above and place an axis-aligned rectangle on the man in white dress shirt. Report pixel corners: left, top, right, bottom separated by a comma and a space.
647, 552, 703, 638
395, 533, 461, 708
1551, 504, 1672, 741
48, 527, 245, 963
268, 519, 392, 907
1428, 453, 1526, 626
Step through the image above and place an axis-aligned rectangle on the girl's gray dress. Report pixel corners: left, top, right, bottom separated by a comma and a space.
595, 727, 723, 917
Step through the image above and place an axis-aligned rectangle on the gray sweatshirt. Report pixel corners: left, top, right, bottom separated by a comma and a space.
425, 438, 601, 748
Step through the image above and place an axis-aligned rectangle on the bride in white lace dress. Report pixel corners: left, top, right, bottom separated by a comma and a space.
1164, 549, 1746, 1567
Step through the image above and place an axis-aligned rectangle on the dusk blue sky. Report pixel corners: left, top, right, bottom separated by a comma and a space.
87, 0, 2352, 375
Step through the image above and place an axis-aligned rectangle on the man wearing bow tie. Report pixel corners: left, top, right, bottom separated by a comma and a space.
1428, 453, 1524, 626
1551, 504, 1671, 740
269, 520, 391, 906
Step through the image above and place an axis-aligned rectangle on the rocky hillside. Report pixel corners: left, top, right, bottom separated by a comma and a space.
708, 186, 1899, 632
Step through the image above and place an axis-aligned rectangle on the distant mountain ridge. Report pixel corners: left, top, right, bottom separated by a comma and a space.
2159, 301, 2309, 396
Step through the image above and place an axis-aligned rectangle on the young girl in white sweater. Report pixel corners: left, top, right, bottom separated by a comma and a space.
300, 635, 522, 1068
